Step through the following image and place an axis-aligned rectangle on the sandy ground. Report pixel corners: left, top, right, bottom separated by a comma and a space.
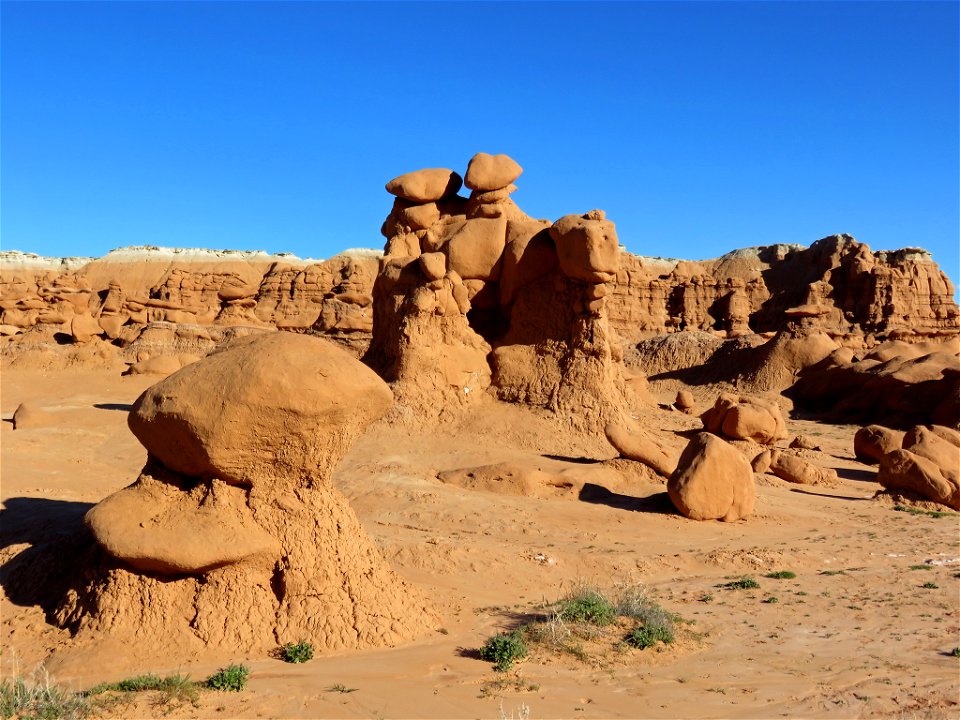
1, 368, 958, 719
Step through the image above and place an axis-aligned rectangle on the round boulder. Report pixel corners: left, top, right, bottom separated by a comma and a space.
128, 332, 394, 486
386, 168, 462, 203
464, 152, 523, 192
668, 433, 756, 521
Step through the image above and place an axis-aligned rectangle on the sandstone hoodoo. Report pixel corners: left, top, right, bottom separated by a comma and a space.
700, 392, 787, 445
876, 424, 960, 510
365, 152, 630, 432
56, 332, 434, 658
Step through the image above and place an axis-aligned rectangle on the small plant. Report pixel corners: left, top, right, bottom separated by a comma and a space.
909, 564, 933, 571
626, 622, 674, 650
697, 593, 714, 603
921, 582, 939, 589
205, 664, 249, 692
762, 596, 779, 604
281, 640, 314, 664
479, 630, 528, 672
559, 586, 616, 625
894, 504, 952, 518
87, 672, 200, 707
819, 570, 846, 576
326, 683, 358, 693
717, 577, 760, 590
764, 571, 796, 579
1, 673, 92, 720
951, 647, 960, 657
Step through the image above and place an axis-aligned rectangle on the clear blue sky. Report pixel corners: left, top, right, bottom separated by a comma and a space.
3, 1, 958, 287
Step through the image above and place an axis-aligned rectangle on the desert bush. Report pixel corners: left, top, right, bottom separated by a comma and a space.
558, 585, 616, 625
764, 571, 796, 579
717, 576, 760, 590
87, 672, 200, 707
1, 671, 92, 720
205, 664, 249, 692
281, 640, 314, 664
626, 622, 674, 650
479, 631, 527, 672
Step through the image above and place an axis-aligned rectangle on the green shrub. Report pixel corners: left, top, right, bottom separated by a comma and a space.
626, 622, 674, 650
762, 596, 779, 604
281, 640, 314, 664
764, 571, 796, 579
952, 647, 960, 657
559, 587, 616, 625
479, 631, 527, 672
921, 582, 939, 589
717, 577, 760, 590
87, 672, 200, 707
1, 674, 92, 720
205, 665, 249, 692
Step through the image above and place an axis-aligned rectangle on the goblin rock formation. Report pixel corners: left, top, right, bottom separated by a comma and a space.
364, 152, 630, 430
868, 424, 960, 510
55, 333, 433, 657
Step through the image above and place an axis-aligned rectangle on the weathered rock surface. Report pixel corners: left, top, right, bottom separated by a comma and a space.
769, 450, 838, 486
668, 433, 755, 521
700, 393, 787, 445
854, 425, 907, 464
604, 421, 678, 478
58, 332, 434, 657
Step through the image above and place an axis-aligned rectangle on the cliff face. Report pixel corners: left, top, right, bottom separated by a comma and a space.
0, 247, 380, 360
607, 235, 959, 345
1, 234, 957, 363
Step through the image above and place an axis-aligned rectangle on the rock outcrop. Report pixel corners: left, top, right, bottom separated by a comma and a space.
364, 153, 630, 432
55, 333, 434, 658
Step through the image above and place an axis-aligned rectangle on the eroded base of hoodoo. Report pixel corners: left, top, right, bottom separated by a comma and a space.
52, 332, 437, 662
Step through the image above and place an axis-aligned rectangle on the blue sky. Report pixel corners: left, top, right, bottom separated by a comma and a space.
2, 1, 958, 287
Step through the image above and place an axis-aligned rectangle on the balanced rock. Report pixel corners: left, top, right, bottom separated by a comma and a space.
668, 432, 755, 521
386, 168, 462, 203
464, 152, 523, 192
701, 393, 787, 445
128, 332, 393, 485
854, 425, 906, 464
549, 210, 619, 283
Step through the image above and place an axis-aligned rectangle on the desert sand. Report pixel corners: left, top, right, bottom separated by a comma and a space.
2, 153, 958, 719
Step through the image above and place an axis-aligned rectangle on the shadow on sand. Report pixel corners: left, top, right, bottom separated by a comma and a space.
578, 483, 676, 515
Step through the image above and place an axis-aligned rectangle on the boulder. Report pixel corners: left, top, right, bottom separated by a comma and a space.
443, 217, 507, 281
386, 168, 462, 203
549, 210, 619, 283
604, 422, 677, 478
70, 312, 102, 343
674, 390, 695, 414
878, 449, 960, 510
464, 152, 523, 192
419, 252, 446, 282
789, 434, 820, 451
668, 433, 755, 521
902, 426, 960, 484
128, 332, 393, 485
701, 393, 786, 445
751, 449, 772, 474
769, 450, 838, 486
854, 425, 906, 464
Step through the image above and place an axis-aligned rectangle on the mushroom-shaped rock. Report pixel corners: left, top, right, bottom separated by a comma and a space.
86, 466, 280, 574
668, 433, 755, 521
128, 332, 393, 486
464, 152, 523, 192
12, 402, 55, 430
386, 168, 462, 203
549, 210, 619, 283
854, 425, 906, 464
605, 422, 677, 478
769, 450, 838, 486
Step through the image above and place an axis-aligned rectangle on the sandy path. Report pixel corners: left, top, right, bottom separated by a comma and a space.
1, 369, 957, 718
